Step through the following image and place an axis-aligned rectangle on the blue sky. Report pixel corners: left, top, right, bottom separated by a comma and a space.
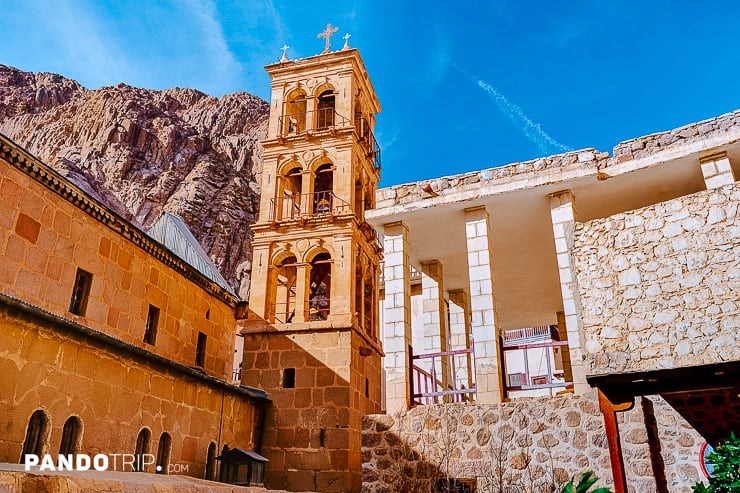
2, 1, 740, 186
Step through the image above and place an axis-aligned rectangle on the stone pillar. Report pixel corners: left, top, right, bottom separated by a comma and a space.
300, 171, 314, 216
556, 311, 573, 383
421, 260, 449, 393
700, 152, 736, 189
382, 222, 411, 413
464, 206, 503, 404
448, 289, 473, 391
294, 263, 308, 322
549, 190, 588, 394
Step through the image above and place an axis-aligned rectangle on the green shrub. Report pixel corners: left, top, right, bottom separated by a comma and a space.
693, 432, 740, 493
561, 471, 614, 493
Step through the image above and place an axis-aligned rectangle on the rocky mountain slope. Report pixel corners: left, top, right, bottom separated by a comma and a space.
0, 65, 269, 298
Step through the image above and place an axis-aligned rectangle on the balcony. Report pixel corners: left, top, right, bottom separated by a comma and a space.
268, 191, 351, 222
276, 109, 381, 170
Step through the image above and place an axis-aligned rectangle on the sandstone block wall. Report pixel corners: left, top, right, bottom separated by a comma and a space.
0, 301, 263, 478
242, 329, 382, 492
573, 183, 740, 375
0, 153, 237, 379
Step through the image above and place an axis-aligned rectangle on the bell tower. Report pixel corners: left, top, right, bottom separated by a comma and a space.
239, 37, 383, 493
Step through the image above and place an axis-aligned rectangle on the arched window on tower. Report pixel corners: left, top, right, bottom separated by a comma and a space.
308, 253, 332, 321
273, 256, 297, 323
134, 427, 151, 472
155, 432, 171, 474
59, 416, 82, 456
364, 266, 376, 337
316, 90, 335, 129
20, 409, 48, 462
313, 163, 334, 215
278, 167, 302, 220
355, 256, 364, 327
283, 90, 307, 135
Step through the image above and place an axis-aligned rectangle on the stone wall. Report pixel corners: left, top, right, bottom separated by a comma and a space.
0, 150, 237, 379
574, 183, 740, 375
361, 392, 664, 493
0, 298, 264, 479
611, 110, 740, 164
375, 150, 607, 209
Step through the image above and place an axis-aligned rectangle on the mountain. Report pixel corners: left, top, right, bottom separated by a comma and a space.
0, 65, 269, 298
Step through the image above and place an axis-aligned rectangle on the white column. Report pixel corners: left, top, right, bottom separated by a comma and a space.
382, 222, 412, 413
464, 206, 503, 404
421, 260, 449, 392
549, 190, 588, 394
448, 289, 473, 391
700, 153, 736, 189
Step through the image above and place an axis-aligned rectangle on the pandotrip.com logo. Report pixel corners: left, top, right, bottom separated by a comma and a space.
24, 454, 190, 473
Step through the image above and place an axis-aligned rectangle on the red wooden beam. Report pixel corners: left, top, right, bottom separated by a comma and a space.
598, 389, 634, 493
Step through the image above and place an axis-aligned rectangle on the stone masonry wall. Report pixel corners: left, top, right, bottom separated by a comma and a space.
361, 392, 664, 493
574, 183, 740, 375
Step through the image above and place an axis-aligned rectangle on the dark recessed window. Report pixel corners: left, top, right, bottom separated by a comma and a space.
365, 378, 370, 398
68, 269, 93, 316
155, 432, 171, 475
20, 409, 48, 462
58, 416, 81, 456
195, 332, 207, 367
283, 368, 295, 388
143, 305, 160, 345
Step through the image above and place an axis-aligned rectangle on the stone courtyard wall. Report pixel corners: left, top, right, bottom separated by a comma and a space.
361, 392, 669, 493
573, 183, 740, 375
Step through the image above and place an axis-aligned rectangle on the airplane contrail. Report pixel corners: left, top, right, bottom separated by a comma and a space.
455, 64, 572, 154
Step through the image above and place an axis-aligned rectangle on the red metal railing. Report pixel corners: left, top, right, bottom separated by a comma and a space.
502, 339, 573, 393
269, 191, 351, 222
410, 340, 477, 406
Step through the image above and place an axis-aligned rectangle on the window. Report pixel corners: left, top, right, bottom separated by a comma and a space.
282, 368, 295, 388
68, 268, 92, 315
59, 416, 81, 456
20, 410, 48, 462
155, 432, 171, 474
143, 305, 160, 345
316, 90, 335, 129
134, 428, 151, 472
272, 256, 297, 323
205, 442, 217, 481
195, 332, 207, 367
308, 253, 332, 321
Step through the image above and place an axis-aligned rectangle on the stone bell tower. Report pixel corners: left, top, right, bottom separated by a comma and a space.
239, 30, 383, 493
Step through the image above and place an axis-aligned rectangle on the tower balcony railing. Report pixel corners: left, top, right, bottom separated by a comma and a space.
268, 191, 352, 222
278, 108, 352, 137
276, 109, 382, 169
503, 325, 559, 345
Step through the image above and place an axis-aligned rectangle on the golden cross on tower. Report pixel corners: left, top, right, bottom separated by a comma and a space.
317, 23, 340, 53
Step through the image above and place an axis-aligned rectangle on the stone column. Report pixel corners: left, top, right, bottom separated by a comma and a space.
464, 206, 503, 404
293, 263, 308, 322
700, 152, 736, 189
382, 222, 412, 413
448, 289, 473, 391
421, 260, 449, 393
549, 190, 588, 394
300, 171, 314, 216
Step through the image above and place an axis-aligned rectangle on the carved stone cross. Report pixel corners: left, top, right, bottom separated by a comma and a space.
317, 23, 339, 53
280, 44, 290, 62
342, 33, 351, 50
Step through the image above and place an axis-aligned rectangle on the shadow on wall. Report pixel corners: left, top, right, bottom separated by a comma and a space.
361, 393, 664, 493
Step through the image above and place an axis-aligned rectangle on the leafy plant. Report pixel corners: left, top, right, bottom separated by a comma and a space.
693, 432, 740, 493
561, 471, 614, 493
